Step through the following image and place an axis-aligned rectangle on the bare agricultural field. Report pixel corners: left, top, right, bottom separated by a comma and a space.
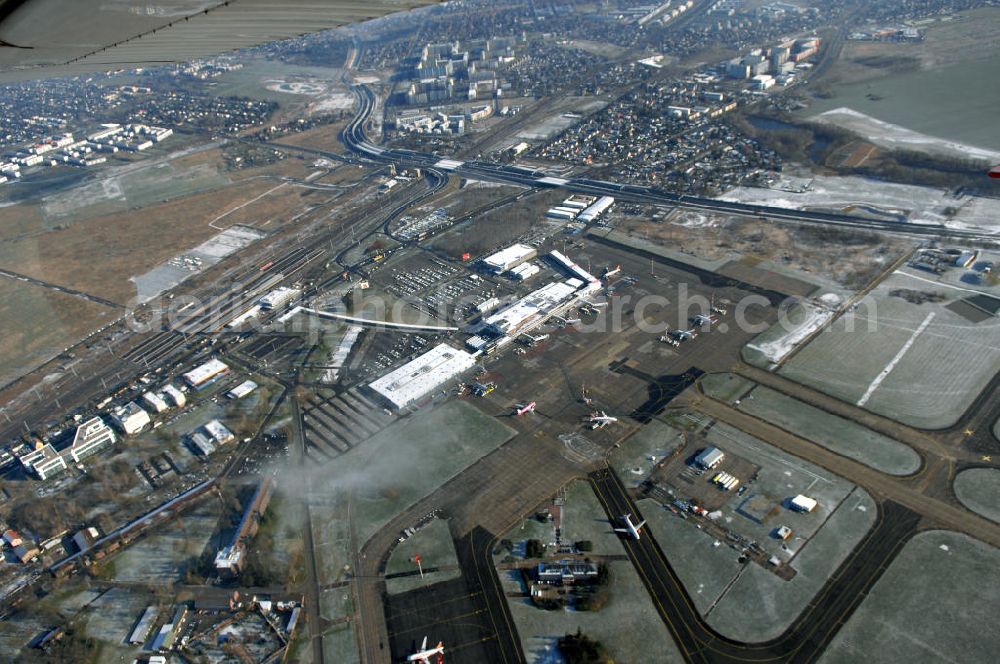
953, 468, 1000, 525
0, 177, 299, 304
617, 209, 906, 290
820, 530, 1000, 664
0, 279, 116, 386
780, 276, 1000, 429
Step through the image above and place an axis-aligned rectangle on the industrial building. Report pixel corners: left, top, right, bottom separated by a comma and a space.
142, 391, 169, 413
508, 262, 540, 281
227, 379, 258, 399
695, 447, 725, 469
129, 606, 159, 645
182, 358, 229, 388
790, 494, 817, 513
188, 431, 216, 456
214, 476, 275, 577
480, 243, 537, 274
112, 402, 151, 435
576, 196, 615, 223
72, 526, 100, 552
368, 343, 478, 411
161, 384, 186, 408
203, 419, 235, 445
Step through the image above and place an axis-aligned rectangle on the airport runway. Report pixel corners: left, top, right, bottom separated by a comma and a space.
588, 467, 921, 663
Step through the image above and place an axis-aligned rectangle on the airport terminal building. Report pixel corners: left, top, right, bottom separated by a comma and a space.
368, 343, 478, 411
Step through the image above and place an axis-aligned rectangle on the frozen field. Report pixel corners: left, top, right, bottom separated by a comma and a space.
780, 279, 1000, 428
705, 486, 875, 641
811, 107, 1000, 164
609, 419, 684, 489
638, 497, 746, 615
700, 373, 755, 403
953, 468, 1000, 525
820, 531, 1000, 664
719, 171, 1000, 232
110, 500, 221, 583
736, 385, 921, 475
385, 518, 460, 595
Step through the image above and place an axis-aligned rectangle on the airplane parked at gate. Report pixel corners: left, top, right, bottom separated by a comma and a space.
408, 636, 444, 663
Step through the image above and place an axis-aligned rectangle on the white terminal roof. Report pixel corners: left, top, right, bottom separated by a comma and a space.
368, 343, 477, 410
183, 358, 229, 386
484, 280, 578, 335
482, 243, 535, 271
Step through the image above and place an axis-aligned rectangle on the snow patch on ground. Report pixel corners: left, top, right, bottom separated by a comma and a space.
718, 173, 1000, 232
810, 107, 1000, 163
746, 303, 834, 364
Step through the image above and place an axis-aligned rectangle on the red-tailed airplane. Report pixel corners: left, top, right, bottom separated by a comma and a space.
990, 166, 1000, 179
408, 636, 444, 663
515, 401, 537, 416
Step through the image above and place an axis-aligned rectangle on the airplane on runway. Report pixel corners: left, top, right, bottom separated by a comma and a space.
588, 411, 618, 430
614, 513, 646, 540
515, 401, 537, 416
408, 636, 445, 663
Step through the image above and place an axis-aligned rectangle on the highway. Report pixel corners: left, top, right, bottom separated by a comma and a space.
589, 467, 921, 663
339, 84, 1000, 243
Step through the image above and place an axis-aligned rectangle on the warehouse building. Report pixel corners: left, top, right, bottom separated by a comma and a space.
142, 391, 169, 413
695, 447, 725, 469
203, 419, 235, 445
368, 343, 478, 410
227, 379, 258, 400
161, 384, 186, 408
112, 401, 151, 435
183, 358, 229, 388
480, 243, 537, 274
790, 494, 817, 513
576, 196, 615, 224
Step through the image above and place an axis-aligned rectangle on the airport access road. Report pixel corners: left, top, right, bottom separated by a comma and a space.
588, 467, 921, 663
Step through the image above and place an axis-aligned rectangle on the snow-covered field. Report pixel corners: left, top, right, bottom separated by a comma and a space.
811, 107, 1000, 164
719, 173, 1000, 232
